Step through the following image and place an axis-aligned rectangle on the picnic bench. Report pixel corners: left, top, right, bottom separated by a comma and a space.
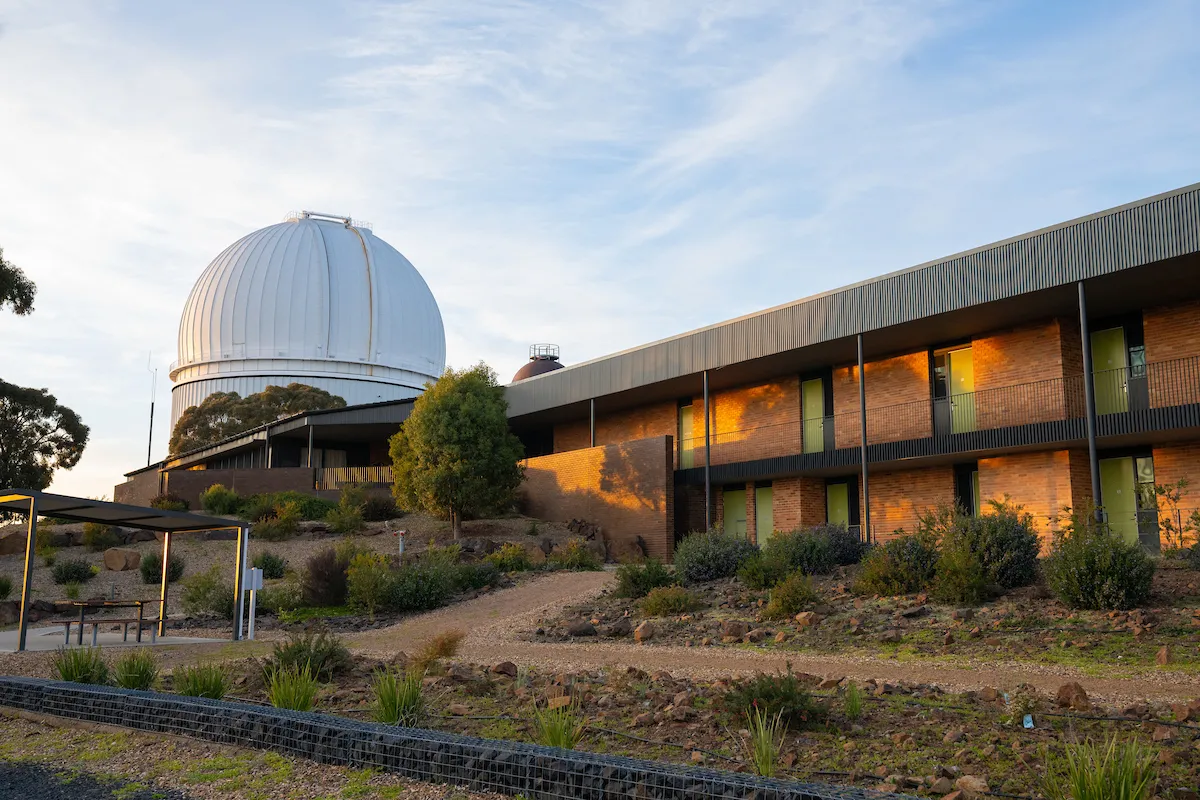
60, 600, 160, 647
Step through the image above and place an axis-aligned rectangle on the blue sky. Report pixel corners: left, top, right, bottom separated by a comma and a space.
0, 0, 1197, 497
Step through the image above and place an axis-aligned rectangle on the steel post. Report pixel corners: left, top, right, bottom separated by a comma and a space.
17, 496, 38, 652
157, 531, 172, 638
857, 335, 871, 544
1078, 281, 1103, 520
703, 370, 712, 530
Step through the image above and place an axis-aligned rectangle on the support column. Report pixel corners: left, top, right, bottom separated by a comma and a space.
703, 370, 712, 531
857, 335, 872, 544
17, 496, 38, 652
307, 425, 314, 468
232, 525, 250, 641
157, 531, 172, 638
265, 426, 272, 469
1078, 281, 1103, 520
589, 399, 596, 448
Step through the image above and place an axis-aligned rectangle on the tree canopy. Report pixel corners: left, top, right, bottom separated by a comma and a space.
169, 382, 347, 455
0, 246, 36, 316
389, 363, 525, 537
0, 380, 90, 490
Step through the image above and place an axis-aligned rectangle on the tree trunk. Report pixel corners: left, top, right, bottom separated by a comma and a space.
451, 507, 462, 540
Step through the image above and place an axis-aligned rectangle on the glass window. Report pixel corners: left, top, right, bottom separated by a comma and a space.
1135, 455, 1155, 510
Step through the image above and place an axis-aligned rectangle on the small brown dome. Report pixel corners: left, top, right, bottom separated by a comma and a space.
512, 344, 564, 382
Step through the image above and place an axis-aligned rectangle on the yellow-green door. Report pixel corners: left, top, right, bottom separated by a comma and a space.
755, 486, 774, 544
827, 483, 849, 527
1100, 457, 1138, 543
802, 378, 824, 453
723, 489, 747, 537
678, 405, 694, 469
948, 348, 976, 433
1091, 328, 1128, 414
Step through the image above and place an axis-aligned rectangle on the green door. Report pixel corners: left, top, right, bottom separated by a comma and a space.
1100, 457, 1138, 543
827, 483, 849, 527
755, 486, 774, 545
723, 489, 747, 537
678, 405, 694, 469
802, 378, 824, 453
948, 348, 976, 433
1091, 328, 1128, 414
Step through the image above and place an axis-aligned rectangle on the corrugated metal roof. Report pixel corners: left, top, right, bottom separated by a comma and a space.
505, 182, 1200, 418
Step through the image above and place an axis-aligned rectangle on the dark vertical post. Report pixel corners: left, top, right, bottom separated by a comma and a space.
307, 425, 315, 468
157, 531, 172, 638
1078, 281, 1103, 519
857, 335, 872, 543
146, 399, 155, 466
232, 526, 249, 641
703, 370, 712, 530
17, 496, 38, 652
265, 426, 272, 469
589, 399, 596, 448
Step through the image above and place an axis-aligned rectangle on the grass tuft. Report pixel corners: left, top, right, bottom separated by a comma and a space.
1043, 737, 1155, 800
843, 682, 864, 721
740, 705, 785, 777
410, 629, 465, 674
53, 647, 108, 684
372, 669, 425, 726
113, 649, 158, 690
266, 663, 320, 711
173, 664, 227, 699
532, 702, 587, 749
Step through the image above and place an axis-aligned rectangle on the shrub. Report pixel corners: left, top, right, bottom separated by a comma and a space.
113, 649, 158, 690
852, 531, 940, 596
762, 529, 834, 575
181, 565, 234, 618
173, 664, 226, 699
410, 629, 464, 674
741, 705, 785, 778
673, 529, 757, 584
257, 579, 303, 615
139, 552, 185, 585
302, 547, 352, 607
199, 483, 241, 515
41, 549, 57, 568
53, 647, 108, 684
722, 665, 825, 730
149, 492, 189, 512
82, 522, 120, 552
64, 583, 82, 600
254, 501, 302, 542
373, 668, 425, 725
385, 562, 457, 612
485, 542, 532, 573
347, 552, 390, 620
326, 504, 365, 535
0, 575, 11, 601
641, 585, 702, 616
614, 558, 675, 598
967, 500, 1041, 589
362, 493, 400, 521
532, 702, 587, 750
252, 491, 337, 521
1191, 541, 1200, 571
737, 552, 790, 590
52, 559, 95, 585
1044, 737, 1155, 800
267, 629, 351, 682
548, 540, 603, 571
267, 664, 320, 711
1044, 510, 1155, 610
843, 682, 864, 721
454, 561, 501, 592
821, 524, 866, 566
763, 572, 819, 620
252, 551, 287, 580
932, 528, 989, 605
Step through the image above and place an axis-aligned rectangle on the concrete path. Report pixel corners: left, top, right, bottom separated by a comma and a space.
349, 571, 1200, 706
0, 626, 222, 653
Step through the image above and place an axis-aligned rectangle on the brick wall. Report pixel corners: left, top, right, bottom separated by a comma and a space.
772, 476, 825, 532
693, 379, 801, 467
1144, 300, 1200, 408
974, 319, 1079, 426
864, 466, 955, 540
113, 470, 165, 507
164, 468, 318, 509
977, 450, 1086, 542
554, 402, 676, 456
833, 351, 930, 447
1152, 442, 1200, 547
522, 435, 675, 560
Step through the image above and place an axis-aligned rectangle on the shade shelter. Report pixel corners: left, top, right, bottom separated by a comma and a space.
0, 489, 251, 652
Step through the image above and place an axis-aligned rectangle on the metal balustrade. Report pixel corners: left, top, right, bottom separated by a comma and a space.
316, 466, 394, 490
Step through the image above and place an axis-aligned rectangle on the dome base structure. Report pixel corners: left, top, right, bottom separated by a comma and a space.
170, 374, 424, 424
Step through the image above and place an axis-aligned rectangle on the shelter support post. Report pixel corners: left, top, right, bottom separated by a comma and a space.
857, 334, 871, 544
232, 526, 249, 641
1078, 281, 1103, 521
17, 496, 38, 652
703, 370, 711, 531
157, 531, 172, 638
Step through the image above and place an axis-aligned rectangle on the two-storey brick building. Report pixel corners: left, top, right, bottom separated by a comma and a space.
507, 183, 1200, 561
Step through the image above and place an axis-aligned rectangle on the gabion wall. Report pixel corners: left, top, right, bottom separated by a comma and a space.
0, 677, 909, 800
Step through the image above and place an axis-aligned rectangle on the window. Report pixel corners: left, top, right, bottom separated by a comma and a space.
678, 402, 694, 469
954, 463, 980, 516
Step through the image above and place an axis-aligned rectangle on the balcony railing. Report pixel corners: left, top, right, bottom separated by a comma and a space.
677, 354, 1200, 469
316, 466, 394, 491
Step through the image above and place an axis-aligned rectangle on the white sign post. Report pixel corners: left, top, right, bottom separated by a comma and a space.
245, 567, 264, 640
395, 529, 407, 560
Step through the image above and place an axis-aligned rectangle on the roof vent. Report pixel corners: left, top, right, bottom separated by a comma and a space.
513, 344, 565, 382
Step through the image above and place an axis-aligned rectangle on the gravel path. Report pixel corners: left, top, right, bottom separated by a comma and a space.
0, 762, 192, 799
351, 571, 1200, 706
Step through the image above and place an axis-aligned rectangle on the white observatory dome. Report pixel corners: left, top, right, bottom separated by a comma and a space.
169, 211, 446, 425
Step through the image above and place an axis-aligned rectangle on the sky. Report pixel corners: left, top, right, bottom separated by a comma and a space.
1, 0, 1198, 499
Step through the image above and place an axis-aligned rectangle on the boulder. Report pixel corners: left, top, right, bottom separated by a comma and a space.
955, 775, 990, 798
103, 548, 141, 571
721, 620, 749, 639
602, 617, 633, 637
1056, 681, 1089, 711
567, 620, 597, 637
634, 621, 655, 643
127, 529, 157, 543
1157, 646, 1172, 665
0, 531, 27, 556
0, 601, 18, 625
525, 545, 548, 565
490, 661, 518, 678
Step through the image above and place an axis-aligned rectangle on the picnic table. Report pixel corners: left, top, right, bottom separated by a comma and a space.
64, 600, 159, 646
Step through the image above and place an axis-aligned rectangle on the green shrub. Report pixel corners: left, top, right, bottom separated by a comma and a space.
614, 558, 675, 598
1044, 510, 1156, 610
821, 524, 866, 566
347, 552, 390, 620
485, 542, 532, 573
267, 629, 352, 681
932, 527, 989, 604
199, 483, 241, 515
181, 565, 234, 618
843, 682, 864, 721
253, 501, 302, 542
82, 522, 120, 552
967, 500, 1041, 589
257, 579, 303, 615
53, 647, 108, 684
0, 575, 11, 601
763, 572, 819, 620
532, 702, 587, 750
762, 529, 834, 575
52, 559, 95, 585
454, 561, 501, 592
1044, 737, 1155, 800
252, 551, 288, 580
737, 553, 789, 590
1191, 542, 1200, 571
742, 705, 785, 778
302, 547, 351, 607
149, 492, 189, 512
384, 562, 457, 612
326, 503, 365, 535
248, 491, 336, 521
548, 540, 603, 571
852, 531, 940, 596
640, 585, 702, 616
173, 664, 226, 699
113, 649, 158, 690
362, 493, 400, 521
267, 664, 320, 711
64, 582, 82, 600
139, 552, 185, 585
673, 529, 757, 584
722, 665, 825, 730
372, 668, 425, 725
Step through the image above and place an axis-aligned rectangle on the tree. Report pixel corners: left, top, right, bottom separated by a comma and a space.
389, 363, 525, 538
169, 383, 347, 455
0, 247, 36, 316
0, 379, 90, 490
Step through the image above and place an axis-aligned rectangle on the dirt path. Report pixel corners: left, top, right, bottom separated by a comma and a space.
350, 571, 1200, 706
